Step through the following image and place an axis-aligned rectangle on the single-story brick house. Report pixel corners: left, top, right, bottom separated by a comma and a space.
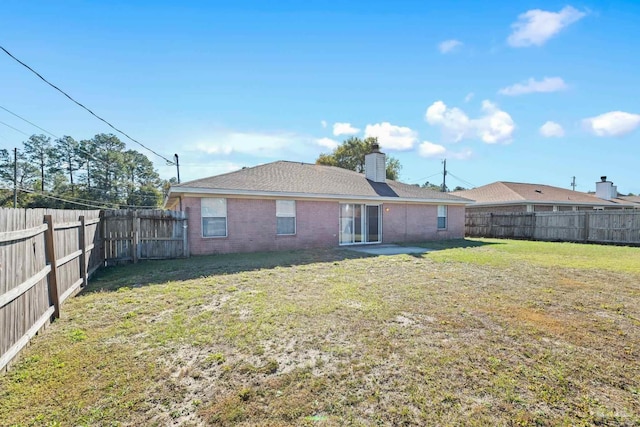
453, 177, 638, 214
165, 146, 470, 255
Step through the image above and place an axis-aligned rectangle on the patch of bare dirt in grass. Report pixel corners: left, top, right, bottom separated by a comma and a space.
3, 246, 640, 426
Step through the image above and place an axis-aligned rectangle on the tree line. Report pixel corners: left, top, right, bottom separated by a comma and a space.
0, 133, 172, 209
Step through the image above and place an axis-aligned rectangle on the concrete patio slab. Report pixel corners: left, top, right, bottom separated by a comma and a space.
344, 244, 434, 256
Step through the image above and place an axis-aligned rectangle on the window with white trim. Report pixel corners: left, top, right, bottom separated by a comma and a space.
437, 205, 447, 230
202, 198, 227, 237
276, 200, 296, 235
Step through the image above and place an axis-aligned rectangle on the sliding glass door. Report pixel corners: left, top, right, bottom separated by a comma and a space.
339, 203, 381, 245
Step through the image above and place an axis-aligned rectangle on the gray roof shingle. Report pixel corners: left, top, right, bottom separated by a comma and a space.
453, 181, 636, 207
171, 161, 469, 202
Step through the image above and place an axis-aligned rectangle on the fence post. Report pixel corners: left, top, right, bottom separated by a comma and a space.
132, 210, 139, 264
101, 211, 108, 266
79, 216, 88, 288
488, 213, 493, 238
584, 212, 590, 242
43, 214, 60, 320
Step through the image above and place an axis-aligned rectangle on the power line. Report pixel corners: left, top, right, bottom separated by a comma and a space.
408, 172, 441, 185
0, 44, 175, 166
447, 171, 476, 189
0, 103, 114, 169
0, 105, 58, 138
11, 185, 160, 209
2, 185, 111, 209
0, 105, 172, 188
0, 119, 31, 137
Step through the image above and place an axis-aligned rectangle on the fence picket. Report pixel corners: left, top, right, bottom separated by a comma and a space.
466, 211, 640, 245
1, 208, 187, 372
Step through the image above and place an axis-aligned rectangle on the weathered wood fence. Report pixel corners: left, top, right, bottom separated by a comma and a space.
0, 208, 102, 372
102, 209, 188, 265
0, 208, 189, 371
466, 211, 640, 245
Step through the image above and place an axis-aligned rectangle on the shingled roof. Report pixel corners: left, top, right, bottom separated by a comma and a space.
453, 181, 635, 207
167, 161, 470, 206
619, 195, 640, 205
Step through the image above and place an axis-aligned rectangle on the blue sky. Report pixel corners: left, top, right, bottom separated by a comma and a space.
1, 0, 639, 194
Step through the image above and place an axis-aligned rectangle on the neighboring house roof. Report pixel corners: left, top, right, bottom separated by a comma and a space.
166, 160, 470, 208
452, 181, 636, 208
619, 195, 640, 205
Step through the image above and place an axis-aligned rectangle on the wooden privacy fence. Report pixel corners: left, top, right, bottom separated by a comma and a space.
102, 209, 188, 265
1, 208, 189, 371
466, 211, 640, 245
0, 208, 102, 371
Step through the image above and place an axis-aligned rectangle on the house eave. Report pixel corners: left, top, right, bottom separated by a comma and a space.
166, 186, 470, 207
467, 200, 613, 208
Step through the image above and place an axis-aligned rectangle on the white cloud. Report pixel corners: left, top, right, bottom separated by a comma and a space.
475, 101, 516, 144
364, 122, 418, 150
508, 6, 587, 47
539, 121, 565, 137
425, 100, 515, 144
425, 101, 471, 142
195, 131, 295, 157
418, 141, 446, 158
332, 122, 360, 136
321, 120, 327, 128
418, 141, 473, 160
499, 77, 567, 96
448, 149, 474, 160
464, 92, 474, 103
583, 111, 640, 137
438, 39, 462, 53
316, 137, 339, 150
160, 160, 242, 184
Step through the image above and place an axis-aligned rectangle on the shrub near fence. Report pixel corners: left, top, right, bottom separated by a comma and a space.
0, 208, 101, 371
466, 211, 640, 245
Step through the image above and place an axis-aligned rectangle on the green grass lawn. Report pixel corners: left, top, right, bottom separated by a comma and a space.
1, 239, 639, 426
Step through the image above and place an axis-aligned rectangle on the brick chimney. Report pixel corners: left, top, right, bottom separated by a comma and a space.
365, 143, 386, 183
595, 176, 617, 200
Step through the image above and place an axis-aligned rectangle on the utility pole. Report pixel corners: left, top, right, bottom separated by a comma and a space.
174, 153, 180, 184
570, 176, 576, 191
441, 159, 447, 192
13, 148, 17, 208
68, 151, 74, 195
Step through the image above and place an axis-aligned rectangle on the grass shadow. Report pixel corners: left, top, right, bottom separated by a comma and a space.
409, 238, 503, 250
85, 247, 373, 293
85, 239, 501, 293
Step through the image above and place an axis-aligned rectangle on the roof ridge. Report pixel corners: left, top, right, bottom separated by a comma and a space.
496, 182, 528, 201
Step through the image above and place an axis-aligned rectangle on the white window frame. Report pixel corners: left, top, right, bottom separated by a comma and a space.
201, 198, 227, 238
276, 200, 296, 235
437, 205, 447, 230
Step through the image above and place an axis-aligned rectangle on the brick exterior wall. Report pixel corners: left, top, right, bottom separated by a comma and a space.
185, 197, 339, 255
382, 203, 465, 243
183, 196, 466, 255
